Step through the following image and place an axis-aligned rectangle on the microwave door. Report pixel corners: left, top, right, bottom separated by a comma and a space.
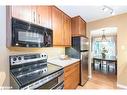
12, 29, 28, 47
12, 18, 53, 47
14, 30, 44, 47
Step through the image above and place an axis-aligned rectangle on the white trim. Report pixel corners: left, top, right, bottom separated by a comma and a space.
117, 83, 127, 89
88, 75, 92, 80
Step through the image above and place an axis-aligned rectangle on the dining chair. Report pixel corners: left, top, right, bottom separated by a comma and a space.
101, 60, 108, 71
107, 61, 116, 73
94, 60, 101, 70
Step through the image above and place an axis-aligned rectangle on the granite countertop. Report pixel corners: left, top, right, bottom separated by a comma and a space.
48, 58, 80, 67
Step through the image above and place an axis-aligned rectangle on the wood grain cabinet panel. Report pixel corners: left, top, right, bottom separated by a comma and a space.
11, 6, 32, 22
52, 6, 71, 46
52, 7, 64, 46
64, 72, 77, 89
64, 61, 80, 89
63, 14, 71, 46
80, 18, 86, 36
11, 6, 38, 24
11, 6, 52, 29
71, 16, 86, 37
36, 6, 52, 29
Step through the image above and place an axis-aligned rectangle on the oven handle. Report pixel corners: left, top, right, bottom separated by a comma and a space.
51, 81, 64, 90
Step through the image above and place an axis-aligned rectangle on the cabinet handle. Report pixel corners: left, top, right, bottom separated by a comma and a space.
38, 14, 40, 24
33, 12, 35, 23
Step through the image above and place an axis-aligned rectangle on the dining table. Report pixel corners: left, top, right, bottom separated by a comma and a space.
93, 56, 117, 74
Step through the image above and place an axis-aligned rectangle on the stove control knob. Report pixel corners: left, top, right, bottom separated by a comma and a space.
18, 57, 22, 60
13, 57, 17, 61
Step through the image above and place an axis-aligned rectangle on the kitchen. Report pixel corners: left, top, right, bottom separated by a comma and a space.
0, 5, 127, 90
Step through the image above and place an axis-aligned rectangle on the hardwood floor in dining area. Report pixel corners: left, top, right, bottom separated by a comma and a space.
77, 70, 117, 89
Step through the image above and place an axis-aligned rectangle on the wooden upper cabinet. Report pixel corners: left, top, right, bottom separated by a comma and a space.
52, 7, 64, 46
52, 6, 71, 46
11, 6, 52, 29
80, 18, 86, 36
63, 14, 71, 46
71, 16, 86, 37
36, 6, 52, 29
11, 6, 37, 24
10, 6, 71, 46
11, 6, 32, 22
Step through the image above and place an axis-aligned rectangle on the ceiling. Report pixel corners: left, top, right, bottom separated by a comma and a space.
57, 6, 127, 22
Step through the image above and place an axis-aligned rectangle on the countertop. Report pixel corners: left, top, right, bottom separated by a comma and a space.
48, 58, 80, 67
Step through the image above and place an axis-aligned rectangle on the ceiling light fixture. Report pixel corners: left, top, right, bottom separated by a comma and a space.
101, 30, 107, 42
102, 5, 115, 15
102, 7, 108, 12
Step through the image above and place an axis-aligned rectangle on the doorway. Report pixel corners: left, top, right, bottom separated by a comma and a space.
88, 27, 117, 89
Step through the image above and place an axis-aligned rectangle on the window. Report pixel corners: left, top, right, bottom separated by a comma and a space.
92, 36, 116, 57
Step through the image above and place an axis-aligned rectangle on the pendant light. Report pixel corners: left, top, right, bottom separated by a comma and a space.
101, 30, 107, 41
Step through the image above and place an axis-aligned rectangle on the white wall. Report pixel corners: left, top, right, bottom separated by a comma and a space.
0, 6, 9, 87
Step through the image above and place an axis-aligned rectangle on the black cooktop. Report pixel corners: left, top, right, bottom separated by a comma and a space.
10, 63, 63, 88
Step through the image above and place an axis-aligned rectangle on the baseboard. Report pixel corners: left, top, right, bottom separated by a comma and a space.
88, 75, 92, 80
117, 83, 127, 89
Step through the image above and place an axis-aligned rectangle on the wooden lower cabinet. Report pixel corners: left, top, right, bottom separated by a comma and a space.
64, 61, 80, 89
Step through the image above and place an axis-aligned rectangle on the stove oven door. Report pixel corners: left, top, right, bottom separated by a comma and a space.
37, 74, 64, 89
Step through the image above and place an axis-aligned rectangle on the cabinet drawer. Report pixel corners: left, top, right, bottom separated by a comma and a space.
64, 62, 79, 72
64, 62, 79, 78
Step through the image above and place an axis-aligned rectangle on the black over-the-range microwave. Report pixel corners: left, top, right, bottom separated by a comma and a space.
11, 18, 53, 48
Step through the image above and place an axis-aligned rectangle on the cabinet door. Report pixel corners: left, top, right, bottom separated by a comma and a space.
71, 17, 80, 36
71, 16, 86, 37
63, 14, 71, 46
11, 6, 32, 22
52, 7, 64, 46
75, 62, 80, 86
36, 6, 52, 29
79, 18, 86, 36
64, 62, 80, 89
64, 71, 77, 89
